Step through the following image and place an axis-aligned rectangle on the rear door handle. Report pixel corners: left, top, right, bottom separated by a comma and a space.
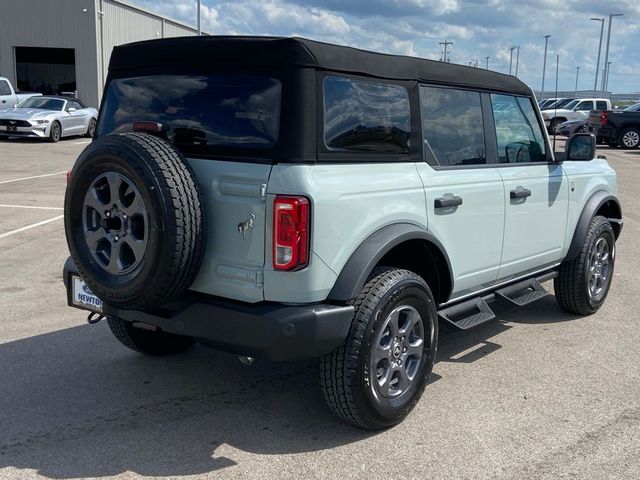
510, 187, 532, 199
435, 195, 463, 208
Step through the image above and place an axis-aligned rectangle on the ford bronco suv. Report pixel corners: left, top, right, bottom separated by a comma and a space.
63, 37, 622, 430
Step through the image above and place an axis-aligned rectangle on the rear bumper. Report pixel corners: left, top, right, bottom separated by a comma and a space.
63, 257, 354, 361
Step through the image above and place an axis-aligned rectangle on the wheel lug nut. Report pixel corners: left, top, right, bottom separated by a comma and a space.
105, 211, 111, 217
403, 347, 407, 352
114, 235, 119, 241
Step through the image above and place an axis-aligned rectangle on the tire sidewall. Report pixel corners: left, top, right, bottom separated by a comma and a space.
65, 136, 175, 305
355, 274, 438, 426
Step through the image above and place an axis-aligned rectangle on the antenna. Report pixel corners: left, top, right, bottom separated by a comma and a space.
553, 54, 559, 152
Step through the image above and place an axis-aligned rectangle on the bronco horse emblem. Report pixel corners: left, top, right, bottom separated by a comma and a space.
237, 213, 256, 239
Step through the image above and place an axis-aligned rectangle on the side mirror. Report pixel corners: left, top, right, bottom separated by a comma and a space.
566, 133, 596, 161
67, 107, 77, 113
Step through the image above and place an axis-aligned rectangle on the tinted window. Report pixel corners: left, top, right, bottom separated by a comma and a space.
491, 94, 547, 163
596, 101, 608, 111
323, 76, 410, 153
575, 101, 593, 111
0, 80, 10, 96
17, 97, 64, 111
98, 75, 281, 154
420, 86, 486, 166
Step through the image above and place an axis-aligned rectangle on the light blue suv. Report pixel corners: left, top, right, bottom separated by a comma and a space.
63, 37, 623, 430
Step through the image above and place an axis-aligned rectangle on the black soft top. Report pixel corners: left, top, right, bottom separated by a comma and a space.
109, 36, 532, 96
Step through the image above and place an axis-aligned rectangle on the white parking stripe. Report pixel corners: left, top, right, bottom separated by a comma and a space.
0, 171, 67, 185
73, 141, 90, 145
0, 215, 64, 239
0, 204, 64, 211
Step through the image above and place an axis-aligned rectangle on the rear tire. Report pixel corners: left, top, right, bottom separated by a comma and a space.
107, 316, 194, 356
619, 127, 640, 149
554, 216, 616, 315
320, 267, 438, 430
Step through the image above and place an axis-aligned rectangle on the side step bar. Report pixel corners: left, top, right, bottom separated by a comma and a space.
438, 271, 558, 330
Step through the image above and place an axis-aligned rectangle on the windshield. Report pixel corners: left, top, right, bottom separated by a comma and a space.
562, 100, 579, 110
17, 97, 64, 111
624, 103, 640, 112
548, 99, 574, 109
98, 74, 282, 157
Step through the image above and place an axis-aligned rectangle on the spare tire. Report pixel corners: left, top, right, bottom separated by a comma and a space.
64, 133, 206, 310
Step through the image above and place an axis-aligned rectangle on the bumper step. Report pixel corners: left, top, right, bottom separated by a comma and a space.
495, 278, 548, 306
438, 297, 496, 330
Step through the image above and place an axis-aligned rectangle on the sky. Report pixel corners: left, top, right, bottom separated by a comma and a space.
132, 0, 640, 94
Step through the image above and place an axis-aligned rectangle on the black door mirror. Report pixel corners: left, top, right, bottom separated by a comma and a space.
566, 133, 596, 161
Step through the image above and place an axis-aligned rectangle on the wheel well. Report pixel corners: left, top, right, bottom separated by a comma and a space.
377, 239, 452, 304
596, 200, 622, 238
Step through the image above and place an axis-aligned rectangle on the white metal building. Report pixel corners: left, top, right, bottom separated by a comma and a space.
0, 0, 199, 108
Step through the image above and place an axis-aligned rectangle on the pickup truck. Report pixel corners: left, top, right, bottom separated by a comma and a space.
589, 103, 640, 149
541, 98, 611, 133
0, 77, 41, 109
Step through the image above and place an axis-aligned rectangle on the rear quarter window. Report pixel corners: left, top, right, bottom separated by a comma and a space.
97, 74, 282, 156
323, 76, 411, 153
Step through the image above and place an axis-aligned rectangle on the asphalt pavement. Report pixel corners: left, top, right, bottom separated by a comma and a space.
0, 136, 638, 479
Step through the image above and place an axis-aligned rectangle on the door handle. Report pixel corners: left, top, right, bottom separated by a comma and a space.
510, 187, 532, 199
435, 195, 463, 208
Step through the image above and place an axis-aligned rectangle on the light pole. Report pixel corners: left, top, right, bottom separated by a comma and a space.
197, 0, 201, 35
591, 17, 605, 95
601, 13, 623, 92
604, 61, 613, 92
575, 66, 580, 94
509, 46, 516, 75
515, 45, 520, 77
485, 56, 490, 70
541, 35, 551, 98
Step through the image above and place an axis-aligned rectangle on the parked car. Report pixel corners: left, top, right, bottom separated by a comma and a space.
63, 36, 622, 430
538, 98, 557, 109
0, 77, 41, 109
555, 119, 588, 136
542, 98, 576, 110
0, 96, 97, 142
589, 102, 640, 149
541, 98, 611, 133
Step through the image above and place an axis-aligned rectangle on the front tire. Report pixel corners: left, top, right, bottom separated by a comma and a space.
320, 268, 438, 430
107, 316, 195, 356
85, 118, 97, 138
49, 121, 61, 143
554, 216, 616, 315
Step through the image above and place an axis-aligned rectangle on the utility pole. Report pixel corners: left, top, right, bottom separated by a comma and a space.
485, 56, 490, 70
439, 40, 453, 63
509, 46, 516, 75
575, 66, 580, 94
515, 45, 520, 77
197, 0, 201, 35
591, 17, 605, 95
541, 35, 551, 98
601, 13, 623, 92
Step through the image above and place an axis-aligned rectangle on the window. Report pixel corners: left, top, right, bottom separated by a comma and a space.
0, 80, 10, 96
98, 75, 282, 156
491, 94, 547, 163
420, 86, 486, 166
323, 76, 410, 153
596, 101, 608, 111
17, 97, 64, 111
66, 101, 82, 111
575, 101, 594, 111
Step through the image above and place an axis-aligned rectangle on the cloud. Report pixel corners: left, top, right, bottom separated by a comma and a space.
131, 0, 640, 93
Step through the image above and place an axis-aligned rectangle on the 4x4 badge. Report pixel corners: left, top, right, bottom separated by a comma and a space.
238, 214, 256, 239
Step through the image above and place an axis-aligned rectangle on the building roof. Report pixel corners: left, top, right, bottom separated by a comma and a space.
109, 36, 532, 96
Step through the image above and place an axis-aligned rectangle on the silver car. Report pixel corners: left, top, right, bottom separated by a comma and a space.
0, 96, 98, 142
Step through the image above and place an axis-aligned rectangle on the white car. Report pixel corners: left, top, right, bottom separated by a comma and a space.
541, 98, 611, 133
0, 96, 98, 142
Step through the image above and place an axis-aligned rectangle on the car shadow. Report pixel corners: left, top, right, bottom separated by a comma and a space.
0, 294, 577, 478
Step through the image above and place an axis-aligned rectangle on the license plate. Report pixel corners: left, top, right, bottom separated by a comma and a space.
7, 125, 17, 133
71, 275, 103, 312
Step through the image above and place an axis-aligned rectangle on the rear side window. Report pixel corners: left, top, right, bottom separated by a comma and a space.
596, 101, 608, 111
0, 80, 11, 96
323, 76, 410, 153
98, 74, 282, 155
420, 86, 486, 166
491, 94, 547, 163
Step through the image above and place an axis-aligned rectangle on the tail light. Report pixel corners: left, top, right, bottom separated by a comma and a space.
273, 195, 310, 271
600, 111, 609, 126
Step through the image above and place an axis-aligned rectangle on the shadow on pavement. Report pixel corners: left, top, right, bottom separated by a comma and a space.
0, 294, 576, 478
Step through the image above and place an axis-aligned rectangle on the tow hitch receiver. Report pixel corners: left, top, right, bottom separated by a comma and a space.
87, 312, 105, 325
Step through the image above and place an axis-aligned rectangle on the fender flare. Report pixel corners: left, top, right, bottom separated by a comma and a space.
565, 191, 622, 262
326, 223, 453, 303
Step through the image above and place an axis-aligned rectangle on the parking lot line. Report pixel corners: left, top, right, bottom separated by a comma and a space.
0, 204, 64, 211
73, 141, 90, 145
0, 171, 67, 185
0, 215, 64, 239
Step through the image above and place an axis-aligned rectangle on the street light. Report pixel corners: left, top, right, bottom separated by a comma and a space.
605, 61, 613, 92
197, 0, 202, 35
515, 46, 520, 77
601, 13, 623, 92
575, 66, 580, 95
591, 17, 605, 95
485, 56, 490, 70
509, 46, 516, 75
541, 35, 551, 98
